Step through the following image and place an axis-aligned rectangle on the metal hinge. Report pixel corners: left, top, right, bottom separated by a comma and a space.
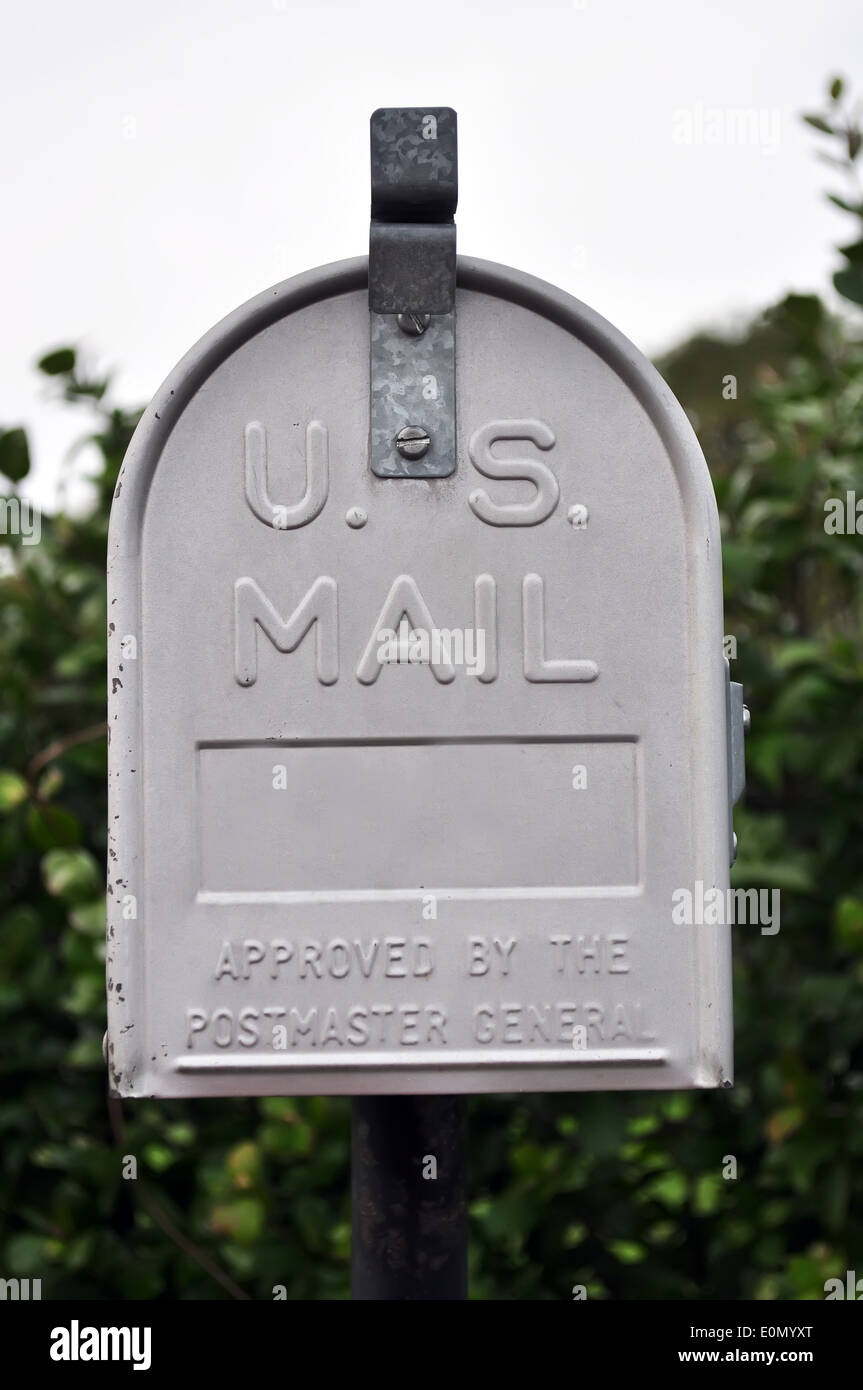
369, 107, 458, 478
726, 662, 749, 864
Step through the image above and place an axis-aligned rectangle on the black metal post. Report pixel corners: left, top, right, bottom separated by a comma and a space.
351, 1095, 468, 1300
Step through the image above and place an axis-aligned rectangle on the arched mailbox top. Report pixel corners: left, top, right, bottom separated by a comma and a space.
109, 255, 719, 564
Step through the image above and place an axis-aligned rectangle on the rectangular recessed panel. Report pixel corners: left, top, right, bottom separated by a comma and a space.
198, 739, 638, 896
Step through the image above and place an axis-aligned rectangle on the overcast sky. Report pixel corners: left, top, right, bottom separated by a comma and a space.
3, 0, 862, 509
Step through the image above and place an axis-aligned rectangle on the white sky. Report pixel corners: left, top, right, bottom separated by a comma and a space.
2, 0, 861, 509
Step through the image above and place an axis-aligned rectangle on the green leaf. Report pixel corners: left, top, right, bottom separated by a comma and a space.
661, 1093, 693, 1122
827, 193, 863, 214
834, 265, 863, 305
0, 770, 28, 811
26, 802, 82, 849
777, 292, 825, 335
803, 114, 835, 135
6, 1233, 50, 1275
41, 847, 101, 903
837, 238, 863, 266
609, 1240, 647, 1264
36, 765, 63, 801
731, 857, 814, 893
773, 640, 823, 670
563, 1222, 588, 1248
694, 1174, 723, 1216
771, 671, 833, 722
0, 426, 30, 482
227, 1141, 263, 1191
37, 347, 76, 376
747, 734, 787, 790
165, 1122, 196, 1147
60, 973, 103, 1018
829, 77, 844, 101
834, 897, 863, 953
209, 1197, 266, 1247
766, 1107, 805, 1145
65, 1034, 104, 1068
68, 898, 106, 937
645, 1172, 688, 1209
0, 906, 40, 967
143, 1143, 177, 1173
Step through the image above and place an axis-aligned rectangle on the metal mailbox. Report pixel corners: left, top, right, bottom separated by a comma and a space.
106, 110, 743, 1098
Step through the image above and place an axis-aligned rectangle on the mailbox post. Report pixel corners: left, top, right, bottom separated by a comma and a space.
351, 1095, 467, 1301
106, 107, 745, 1300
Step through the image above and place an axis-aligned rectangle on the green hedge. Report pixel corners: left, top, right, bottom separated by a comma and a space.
1, 83, 861, 1300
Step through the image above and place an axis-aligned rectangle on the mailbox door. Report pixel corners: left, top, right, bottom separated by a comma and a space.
107, 256, 732, 1097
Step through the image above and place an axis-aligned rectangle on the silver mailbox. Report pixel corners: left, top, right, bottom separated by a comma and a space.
106, 255, 738, 1097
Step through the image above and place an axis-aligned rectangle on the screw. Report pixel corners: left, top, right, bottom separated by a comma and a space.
397, 311, 431, 337
743, 705, 751, 734
345, 506, 367, 529
395, 425, 431, 461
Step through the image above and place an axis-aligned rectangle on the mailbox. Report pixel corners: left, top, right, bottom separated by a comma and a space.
106, 109, 744, 1098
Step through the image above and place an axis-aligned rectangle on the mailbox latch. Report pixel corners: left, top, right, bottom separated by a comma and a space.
369, 107, 457, 478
